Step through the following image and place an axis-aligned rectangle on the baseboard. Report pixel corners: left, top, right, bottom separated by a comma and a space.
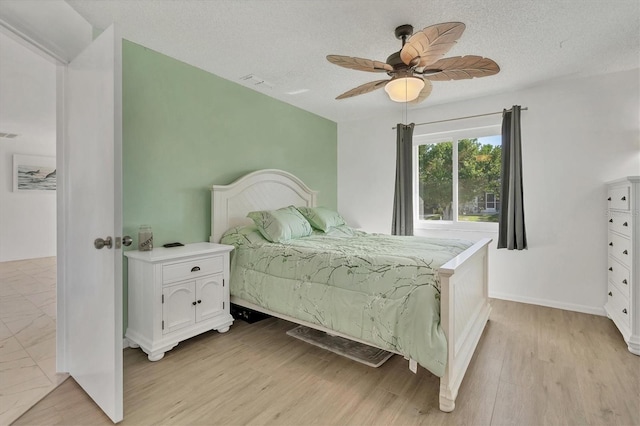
489, 291, 606, 316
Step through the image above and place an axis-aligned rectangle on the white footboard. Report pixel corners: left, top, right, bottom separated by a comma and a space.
438, 238, 492, 412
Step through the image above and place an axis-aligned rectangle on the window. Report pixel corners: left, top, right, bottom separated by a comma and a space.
415, 128, 501, 229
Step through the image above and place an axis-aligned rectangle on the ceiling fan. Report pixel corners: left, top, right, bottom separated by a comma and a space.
327, 22, 500, 103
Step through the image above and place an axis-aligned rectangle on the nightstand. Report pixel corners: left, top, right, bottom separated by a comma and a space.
124, 242, 234, 361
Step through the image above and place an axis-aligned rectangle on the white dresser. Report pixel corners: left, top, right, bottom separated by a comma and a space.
605, 176, 639, 355
125, 242, 234, 361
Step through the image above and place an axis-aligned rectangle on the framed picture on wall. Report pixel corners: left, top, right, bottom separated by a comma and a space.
13, 154, 56, 192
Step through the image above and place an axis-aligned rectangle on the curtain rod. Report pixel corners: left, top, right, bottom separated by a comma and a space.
392, 107, 528, 130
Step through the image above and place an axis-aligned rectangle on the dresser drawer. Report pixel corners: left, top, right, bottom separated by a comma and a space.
608, 256, 631, 298
607, 282, 630, 328
162, 256, 224, 284
608, 211, 632, 237
608, 185, 630, 210
608, 232, 632, 266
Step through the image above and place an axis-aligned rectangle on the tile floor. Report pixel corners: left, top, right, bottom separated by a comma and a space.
0, 257, 67, 425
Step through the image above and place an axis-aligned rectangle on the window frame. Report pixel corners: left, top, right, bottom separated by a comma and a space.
413, 125, 501, 232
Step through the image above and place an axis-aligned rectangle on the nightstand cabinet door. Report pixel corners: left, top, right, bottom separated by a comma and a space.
163, 282, 196, 334
196, 274, 224, 323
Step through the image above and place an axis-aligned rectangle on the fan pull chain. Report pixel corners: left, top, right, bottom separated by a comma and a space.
404, 80, 408, 124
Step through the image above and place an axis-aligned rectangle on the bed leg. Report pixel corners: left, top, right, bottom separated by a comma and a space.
439, 392, 456, 412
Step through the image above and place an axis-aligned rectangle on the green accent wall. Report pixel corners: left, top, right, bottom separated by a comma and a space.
121, 40, 337, 331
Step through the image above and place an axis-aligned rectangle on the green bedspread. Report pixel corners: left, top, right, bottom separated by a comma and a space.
221, 225, 473, 377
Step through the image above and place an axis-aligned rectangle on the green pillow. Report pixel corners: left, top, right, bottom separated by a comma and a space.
297, 206, 346, 232
220, 225, 267, 247
247, 206, 312, 243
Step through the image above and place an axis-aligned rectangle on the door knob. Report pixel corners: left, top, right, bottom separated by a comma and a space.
122, 236, 133, 247
94, 237, 113, 249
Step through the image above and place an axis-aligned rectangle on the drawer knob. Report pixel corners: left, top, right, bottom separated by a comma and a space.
623, 222, 628, 227
192, 301, 197, 306
608, 267, 613, 271
623, 279, 628, 285
622, 308, 627, 314
623, 250, 628, 255
609, 242, 613, 246
609, 219, 613, 223
607, 197, 611, 201
608, 291, 612, 296
191, 266, 201, 272
621, 196, 626, 201
197, 299, 202, 304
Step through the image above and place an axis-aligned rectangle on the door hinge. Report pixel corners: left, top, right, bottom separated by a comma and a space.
162, 320, 164, 330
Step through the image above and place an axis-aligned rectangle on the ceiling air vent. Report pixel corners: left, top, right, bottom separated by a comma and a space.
239, 74, 274, 89
0, 132, 19, 139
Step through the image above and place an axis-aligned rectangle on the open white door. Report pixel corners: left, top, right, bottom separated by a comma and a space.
57, 25, 123, 423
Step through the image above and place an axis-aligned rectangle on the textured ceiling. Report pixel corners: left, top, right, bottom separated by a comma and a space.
66, 0, 639, 123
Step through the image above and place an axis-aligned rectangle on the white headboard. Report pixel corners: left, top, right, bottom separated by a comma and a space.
210, 169, 318, 243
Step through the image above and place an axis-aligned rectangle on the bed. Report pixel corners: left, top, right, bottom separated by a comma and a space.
210, 169, 491, 412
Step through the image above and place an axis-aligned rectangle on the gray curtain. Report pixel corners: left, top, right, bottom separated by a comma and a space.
498, 106, 527, 250
392, 123, 414, 236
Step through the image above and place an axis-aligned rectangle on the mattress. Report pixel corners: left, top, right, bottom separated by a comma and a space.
221, 225, 473, 377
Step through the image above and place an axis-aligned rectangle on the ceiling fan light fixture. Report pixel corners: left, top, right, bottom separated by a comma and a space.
384, 76, 425, 102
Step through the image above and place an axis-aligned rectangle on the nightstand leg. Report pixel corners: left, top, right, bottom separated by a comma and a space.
148, 352, 165, 362
218, 326, 230, 333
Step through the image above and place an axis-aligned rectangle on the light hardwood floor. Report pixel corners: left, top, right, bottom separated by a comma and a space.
0, 257, 66, 425
16, 299, 640, 425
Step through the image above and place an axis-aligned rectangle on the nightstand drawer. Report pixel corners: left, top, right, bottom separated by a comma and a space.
608, 211, 632, 237
608, 185, 630, 210
608, 256, 630, 298
163, 256, 224, 284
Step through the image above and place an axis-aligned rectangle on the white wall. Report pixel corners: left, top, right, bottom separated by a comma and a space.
338, 68, 640, 315
0, 32, 57, 261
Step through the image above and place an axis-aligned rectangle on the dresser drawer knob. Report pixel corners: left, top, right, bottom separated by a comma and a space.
623, 222, 628, 227
609, 242, 613, 246
622, 308, 628, 314
608, 267, 613, 271
191, 266, 201, 272
623, 279, 628, 285
192, 301, 197, 306
609, 219, 613, 223
623, 250, 628, 255
621, 196, 626, 201
607, 197, 612, 201
608, 291, 612, 296
197, 299, 202, 304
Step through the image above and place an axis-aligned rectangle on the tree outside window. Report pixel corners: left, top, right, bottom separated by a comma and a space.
418, 136, 501, 223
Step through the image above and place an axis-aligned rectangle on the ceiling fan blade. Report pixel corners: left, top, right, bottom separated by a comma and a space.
419, 56, 500, 81
400, 22, 465, 68
335, 79, 389, 99
408, 79, 433, 104
327, 55, 393, 73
